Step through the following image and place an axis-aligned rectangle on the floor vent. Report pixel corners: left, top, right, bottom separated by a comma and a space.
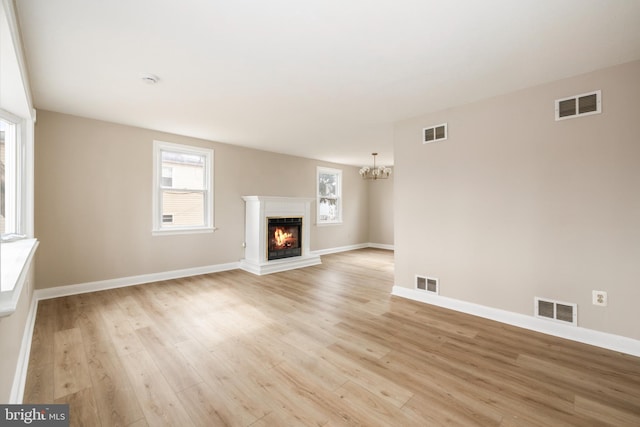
555, 90, 601, 121
534, 297, 577, 326
423, 123, 447, 143
416, 275, 439, 294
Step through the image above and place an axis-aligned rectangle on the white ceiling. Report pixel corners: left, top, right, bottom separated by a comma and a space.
15, 0, 640, 167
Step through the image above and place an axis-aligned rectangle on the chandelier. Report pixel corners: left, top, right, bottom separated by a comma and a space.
359, 153, 392, 180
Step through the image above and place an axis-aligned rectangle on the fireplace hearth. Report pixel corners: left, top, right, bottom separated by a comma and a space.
268, 217, 302, 260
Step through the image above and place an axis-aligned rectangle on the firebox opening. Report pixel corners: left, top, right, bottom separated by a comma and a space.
267, 217, 302, 260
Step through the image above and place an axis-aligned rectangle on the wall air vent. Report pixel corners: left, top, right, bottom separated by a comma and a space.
555, 90, 601, 121
423, 123, 447, 144
416, 275, 439, 294
534, 297, 577, 326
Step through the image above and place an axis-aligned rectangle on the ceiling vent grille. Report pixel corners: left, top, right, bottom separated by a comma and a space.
423, 123, 447, 144
534, 297, 577, 326
555, 90, 601, 121
416, 275, 439, 294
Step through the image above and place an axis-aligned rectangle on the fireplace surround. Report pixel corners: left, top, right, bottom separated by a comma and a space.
240, 196, 321, 275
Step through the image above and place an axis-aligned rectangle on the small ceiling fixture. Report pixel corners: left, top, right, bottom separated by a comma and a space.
139, 73, 160, 84
359, 153, 391, 180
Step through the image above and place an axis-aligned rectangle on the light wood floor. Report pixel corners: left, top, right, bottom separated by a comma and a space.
24, 249, 640, 426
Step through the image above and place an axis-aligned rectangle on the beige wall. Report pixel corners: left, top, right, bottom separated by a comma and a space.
394, 60, 640, 340
34, 111, 370, 289
368, 176, 394, 246
0, 267, 34, 402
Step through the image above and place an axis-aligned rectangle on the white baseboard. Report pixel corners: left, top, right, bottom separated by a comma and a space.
392, 286, 640, 358
312, 243, 369, 256
9, 293, 38, 404
35, 262, 240, 301
312, 242, 394, 256
368, 243, 395, 251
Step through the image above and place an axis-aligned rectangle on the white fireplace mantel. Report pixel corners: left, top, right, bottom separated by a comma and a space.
239, 196, 321, 275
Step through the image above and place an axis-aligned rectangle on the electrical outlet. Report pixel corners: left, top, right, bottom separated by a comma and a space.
592, 290, 607, 306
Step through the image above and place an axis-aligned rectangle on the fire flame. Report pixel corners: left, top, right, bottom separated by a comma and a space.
274, 227, 293, 247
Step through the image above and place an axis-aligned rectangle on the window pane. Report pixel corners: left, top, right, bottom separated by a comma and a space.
162, 190, 204, 226
161, 150, 205, 190
318, 173, 337, 197
0, 118, 16, 235
161, 166, 173, 187
0, 122, 6, 234
319, 197, 338, 221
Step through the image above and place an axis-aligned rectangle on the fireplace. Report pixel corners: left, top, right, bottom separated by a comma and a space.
267, 217, 302, 260
240, 196, 321, 275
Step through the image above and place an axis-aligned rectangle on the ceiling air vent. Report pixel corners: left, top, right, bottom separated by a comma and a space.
416, 275, 439, 294
423, 123, 447, 144
555, 90, 601, 121
534, 297, 577, 326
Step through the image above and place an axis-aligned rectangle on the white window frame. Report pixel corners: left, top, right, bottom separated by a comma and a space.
1, 0, 38, 319
316, 166, 342, 225
152, 140, 214, 235
0, 109, 29, 239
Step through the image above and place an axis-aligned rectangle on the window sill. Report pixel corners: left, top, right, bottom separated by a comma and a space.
316, 221, 343, 227
0, 238, 39, 317
152, 226, 217, 236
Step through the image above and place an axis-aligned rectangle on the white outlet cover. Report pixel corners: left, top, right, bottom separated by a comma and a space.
592, 290, 608, 306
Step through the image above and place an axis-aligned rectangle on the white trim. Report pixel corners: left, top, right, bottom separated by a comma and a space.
312, 243, 394, 256
241, 196, 316, 204
0, 0, 35, 118
22, 113, 36, 237
391, 286, 640, 357
35, 262, 239, 301
9, 294, 38, 403
152, 226, 216, 236
0, 239, 39, 316
368, 243, 394, 251
312, 243, 369, 256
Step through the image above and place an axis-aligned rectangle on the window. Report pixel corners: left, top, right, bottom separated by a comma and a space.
153, 141, 214, 234
1, 0, 38, 312
317, 167, 342, 224
1, 114, 21, 238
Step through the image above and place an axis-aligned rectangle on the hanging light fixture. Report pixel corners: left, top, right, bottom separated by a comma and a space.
359, 153, 392, 180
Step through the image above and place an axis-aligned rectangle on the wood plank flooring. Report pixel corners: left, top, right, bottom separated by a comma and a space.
24, 249, 640, 426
